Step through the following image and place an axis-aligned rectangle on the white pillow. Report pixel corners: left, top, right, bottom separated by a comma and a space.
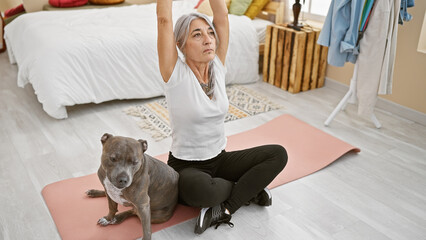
22, 0, 49, 12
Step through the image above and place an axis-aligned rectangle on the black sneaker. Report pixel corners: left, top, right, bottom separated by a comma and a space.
194, 204, 234, 234
251, 188, 272, 206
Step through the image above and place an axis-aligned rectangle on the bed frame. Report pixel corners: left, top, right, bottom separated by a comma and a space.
257, 1, 280, 22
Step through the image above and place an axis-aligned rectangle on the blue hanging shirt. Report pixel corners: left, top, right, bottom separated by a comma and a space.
399, 0, 414, 25
317, 0, 366, 67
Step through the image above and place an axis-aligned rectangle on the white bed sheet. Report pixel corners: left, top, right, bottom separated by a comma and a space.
252, 17, 273, 44
5, 1, 259, 119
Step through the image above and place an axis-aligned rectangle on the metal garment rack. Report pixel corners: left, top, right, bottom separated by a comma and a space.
324, 62, 382, 128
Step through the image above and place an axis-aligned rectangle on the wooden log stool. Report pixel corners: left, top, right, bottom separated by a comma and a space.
263, 24, 328, 93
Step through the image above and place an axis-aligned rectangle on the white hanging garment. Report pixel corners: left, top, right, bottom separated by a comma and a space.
356, 0, 400, 116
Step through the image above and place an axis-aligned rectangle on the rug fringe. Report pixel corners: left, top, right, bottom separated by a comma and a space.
136, 121, 169, 141
124, 106, 146, 118
124, 106, 170, 141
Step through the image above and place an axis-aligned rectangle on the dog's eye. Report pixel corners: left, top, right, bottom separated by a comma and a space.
110, 156, 116, 162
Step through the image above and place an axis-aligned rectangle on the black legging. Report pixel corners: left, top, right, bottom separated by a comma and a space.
167, 144, 288, 214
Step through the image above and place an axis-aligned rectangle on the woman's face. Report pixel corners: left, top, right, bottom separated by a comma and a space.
183, 18, 216, 63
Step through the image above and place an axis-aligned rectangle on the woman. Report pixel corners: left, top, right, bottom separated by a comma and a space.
156, 0, 288, 234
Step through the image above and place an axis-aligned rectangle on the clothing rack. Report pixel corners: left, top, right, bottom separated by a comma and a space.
324, 62, 382, 128
324, 0, 384, 128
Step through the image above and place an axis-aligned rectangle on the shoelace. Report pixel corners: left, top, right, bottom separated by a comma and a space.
214, 220, 234, 229
211, 206, 234, 230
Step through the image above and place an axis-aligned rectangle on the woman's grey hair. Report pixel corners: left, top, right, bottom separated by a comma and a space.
174, 12, 219, 98
174, 13, 219, 98
174, 12, 220, 54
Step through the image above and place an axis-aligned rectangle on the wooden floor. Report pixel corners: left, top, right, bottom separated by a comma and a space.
1, 51, 425, 240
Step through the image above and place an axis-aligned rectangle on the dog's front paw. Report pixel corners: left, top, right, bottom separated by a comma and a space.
97, 217, 117, 226
86, 189, 106, 198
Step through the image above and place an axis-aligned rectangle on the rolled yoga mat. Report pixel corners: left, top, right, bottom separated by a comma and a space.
42, 114, 360, 239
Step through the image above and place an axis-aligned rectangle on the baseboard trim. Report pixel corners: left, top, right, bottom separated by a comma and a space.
325, 77, 426, 126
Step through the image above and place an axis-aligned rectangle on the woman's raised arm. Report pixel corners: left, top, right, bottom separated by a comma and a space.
210, 0, 229, 65
157, 0, 178, 83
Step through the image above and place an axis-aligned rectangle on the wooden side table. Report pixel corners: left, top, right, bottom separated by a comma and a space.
263, 24, 328, 93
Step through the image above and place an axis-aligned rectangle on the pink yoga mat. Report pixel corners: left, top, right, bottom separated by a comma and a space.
42, 114, 359, 240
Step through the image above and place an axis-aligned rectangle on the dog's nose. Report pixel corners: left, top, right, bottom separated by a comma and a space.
119, 177, 128, 185
117, 173, 129, 188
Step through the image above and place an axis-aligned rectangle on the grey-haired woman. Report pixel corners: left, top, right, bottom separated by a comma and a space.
156, 0, 287, 234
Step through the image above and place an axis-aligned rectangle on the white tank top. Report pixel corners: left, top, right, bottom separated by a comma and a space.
164, 56, 228, 160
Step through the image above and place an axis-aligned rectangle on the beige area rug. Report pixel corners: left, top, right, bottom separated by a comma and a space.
124, 85, 284, 141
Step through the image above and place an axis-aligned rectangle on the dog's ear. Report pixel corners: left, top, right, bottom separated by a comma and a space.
138, 139, 148, 152
101, 133, 113, 144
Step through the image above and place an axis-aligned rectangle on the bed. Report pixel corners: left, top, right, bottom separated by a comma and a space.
4, 0, 274, 119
